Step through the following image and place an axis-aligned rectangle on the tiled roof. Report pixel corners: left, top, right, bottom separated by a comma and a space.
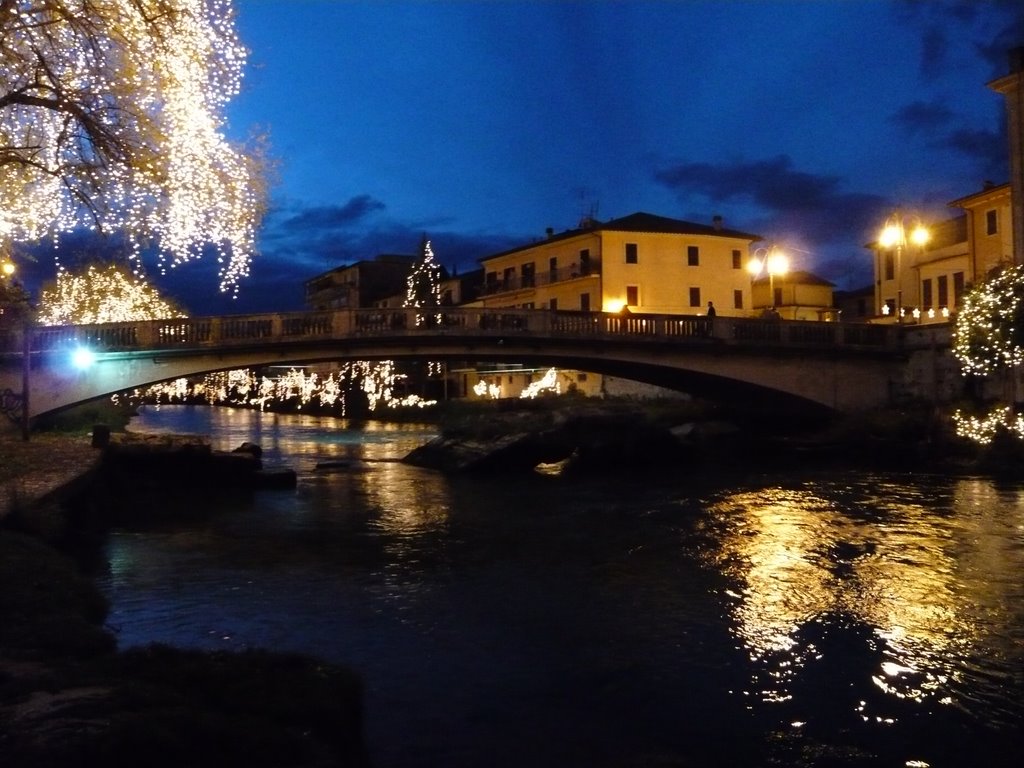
752, 269, 835, 287
480, 211, 762, 263
598, 212, 761, 240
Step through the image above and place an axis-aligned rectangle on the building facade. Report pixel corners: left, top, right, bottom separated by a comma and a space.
477, 212, 762, 316
871, 183, 1013, 324
304, 254, 414, 311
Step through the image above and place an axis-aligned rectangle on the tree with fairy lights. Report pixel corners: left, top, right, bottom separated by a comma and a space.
36, 263, 187, 325
951, 264, 1024, 444
0, 0, 267, 297
405, 236, 444, 326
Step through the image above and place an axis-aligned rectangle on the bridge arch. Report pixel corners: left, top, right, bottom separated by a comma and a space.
0, 308, 913, 423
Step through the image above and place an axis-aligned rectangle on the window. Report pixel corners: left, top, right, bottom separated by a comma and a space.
922, 278, 932, 308
503, 267, 515, 288
521, 262, 535, 287
884, 252, 894, 280
626, 285, 639, 306
549, 298, 558, 311
937, 274, 949, 307
733, 289, 743, 309
687, 245, 699, 266
549, 257, 558, 279
773, 286, 782, 308
580, 249, 591, 275
485, 271, 498, 289
625, 243, 638, 264
732, 250, 742, 269
580, 293, 591, 311
689, 287, 701, 307
953, 272, 965, 306
986, 209, 998, 235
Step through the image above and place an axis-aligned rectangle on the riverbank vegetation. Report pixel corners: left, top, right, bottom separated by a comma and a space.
0, 436, 368, 767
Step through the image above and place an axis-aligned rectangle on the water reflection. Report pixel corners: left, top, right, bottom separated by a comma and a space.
128, 404, 436, 468
706, 475, 1024, 728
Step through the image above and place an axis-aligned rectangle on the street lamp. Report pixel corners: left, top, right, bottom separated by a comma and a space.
878, 212, 930, 323
747, 246, 790, 314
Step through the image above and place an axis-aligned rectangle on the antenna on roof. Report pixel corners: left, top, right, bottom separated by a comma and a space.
574, 187, 600, 229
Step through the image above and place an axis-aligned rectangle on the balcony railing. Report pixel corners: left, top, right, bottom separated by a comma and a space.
8, 307, 918, 358
481, 263, 599, 296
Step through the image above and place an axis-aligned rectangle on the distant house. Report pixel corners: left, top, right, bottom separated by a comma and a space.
477, 211, 761, 316
304, 254, 414, 310
751, 269, 837, 321
833, 284, 874, 322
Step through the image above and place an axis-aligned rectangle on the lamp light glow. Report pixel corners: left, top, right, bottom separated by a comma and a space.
72, 347, 96, 370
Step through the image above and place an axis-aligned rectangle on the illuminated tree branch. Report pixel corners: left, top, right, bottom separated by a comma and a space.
0, 0, 266, 295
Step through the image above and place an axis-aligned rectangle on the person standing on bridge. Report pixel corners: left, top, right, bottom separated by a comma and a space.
706, 301, 716, 318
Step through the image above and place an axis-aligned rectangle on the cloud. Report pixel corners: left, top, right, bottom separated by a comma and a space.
653, 155, 889, 288
889, 100, 956, 136
274, 194, 387, 234
941, 127, 1006, 178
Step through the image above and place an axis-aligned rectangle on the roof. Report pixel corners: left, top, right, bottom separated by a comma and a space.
753, 269, 835, 288
948, 182, 1010, 209
480, 211, 762, 263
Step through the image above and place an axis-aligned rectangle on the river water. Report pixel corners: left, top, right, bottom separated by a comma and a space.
96, 405, 1023, 767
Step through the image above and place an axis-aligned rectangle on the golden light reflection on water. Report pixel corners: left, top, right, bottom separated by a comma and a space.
706, 476, 1024, 716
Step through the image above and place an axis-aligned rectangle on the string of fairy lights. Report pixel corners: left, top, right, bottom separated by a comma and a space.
951, 264, 1024, 444
1, 0, 262, 297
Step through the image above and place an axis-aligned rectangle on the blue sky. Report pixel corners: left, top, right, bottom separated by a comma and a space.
51, 0, 1024, 314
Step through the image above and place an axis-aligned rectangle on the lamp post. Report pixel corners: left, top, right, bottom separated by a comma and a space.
0, 255, 29, 439
747, 245, 790, 315
878, 212, 930, 323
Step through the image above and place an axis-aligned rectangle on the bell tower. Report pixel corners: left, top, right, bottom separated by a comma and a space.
989, 46, 1024, 265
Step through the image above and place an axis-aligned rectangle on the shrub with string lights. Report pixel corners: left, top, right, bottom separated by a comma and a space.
36, 264, 188, 325
951, 264, 1024, 443
952, 264, 1024, 376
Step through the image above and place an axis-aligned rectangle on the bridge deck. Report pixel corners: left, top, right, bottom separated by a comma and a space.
11, 307, 903, 356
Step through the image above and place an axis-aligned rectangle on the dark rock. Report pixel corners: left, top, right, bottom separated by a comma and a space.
232, 441, 264, 459
253, 467, 297, 489
315, 460, 353, 470
91, 424, 111, 448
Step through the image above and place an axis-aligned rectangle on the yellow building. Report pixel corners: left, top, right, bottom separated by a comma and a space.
751, 270, 837, 321
871, 183, 1013, 324
478, 211, 761, 316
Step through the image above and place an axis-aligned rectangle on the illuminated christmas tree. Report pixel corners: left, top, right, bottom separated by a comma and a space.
404, 236, 443, 326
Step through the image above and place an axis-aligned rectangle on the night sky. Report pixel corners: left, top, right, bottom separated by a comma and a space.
26, 0, 1024, 315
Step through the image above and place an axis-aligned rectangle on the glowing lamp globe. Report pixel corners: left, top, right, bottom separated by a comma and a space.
71, 347, 96, 370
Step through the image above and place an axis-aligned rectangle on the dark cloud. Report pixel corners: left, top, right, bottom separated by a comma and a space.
275, 194, 386, 233
896, 0, 1024, 80
941, 127, 1006, 177
918, 26, 950, 82
889, 100, 955, 136
654, 155, 845, 213
654, 154, 888, 289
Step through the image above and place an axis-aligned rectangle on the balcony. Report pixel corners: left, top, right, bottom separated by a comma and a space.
481, 263, 598, 297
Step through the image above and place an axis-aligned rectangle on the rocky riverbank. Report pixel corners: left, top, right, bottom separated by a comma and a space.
0, 433, 367, 768
402, 397, 990, 475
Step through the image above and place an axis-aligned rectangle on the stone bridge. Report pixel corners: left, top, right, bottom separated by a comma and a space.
0, 307, 960, 425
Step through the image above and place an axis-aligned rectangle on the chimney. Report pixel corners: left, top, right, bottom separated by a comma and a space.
712, 215, 723, 231
989, 46, 1024, 265
546, 227, 554, 239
